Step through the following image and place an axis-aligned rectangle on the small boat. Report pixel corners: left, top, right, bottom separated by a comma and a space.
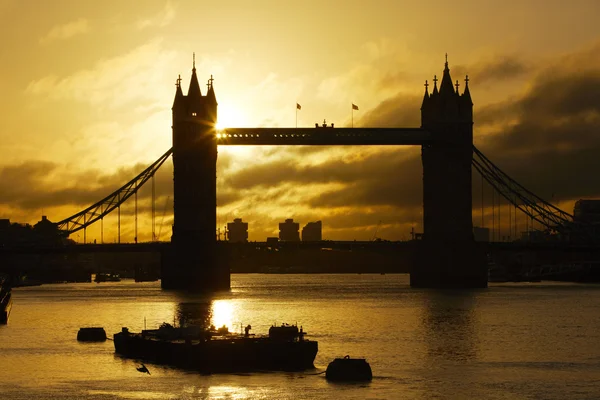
1, 290, 12, 324
326, 355, 372, 381
0, 275, 12, 324
113, 322, 318, 373
94, 273, 121, 283
77, 327, 107, 342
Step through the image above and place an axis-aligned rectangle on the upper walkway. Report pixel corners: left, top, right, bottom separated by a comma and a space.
216, 127, 430, 146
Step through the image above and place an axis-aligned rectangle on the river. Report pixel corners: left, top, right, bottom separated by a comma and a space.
1, 274, 599, 399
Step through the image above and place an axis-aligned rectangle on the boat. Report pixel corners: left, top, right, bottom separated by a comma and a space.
326, 355, 373, 381
77, 327, 107, 342
94, 273, 121, 283
488, 261, 541, 283
113, 322, 318, 372
0, 276, 12, 324
134, 265, 160, 282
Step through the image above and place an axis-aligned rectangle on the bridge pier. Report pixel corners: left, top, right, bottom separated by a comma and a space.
160, 241, 230, 291
413, 59, 487, 288
411, 239, 487, 288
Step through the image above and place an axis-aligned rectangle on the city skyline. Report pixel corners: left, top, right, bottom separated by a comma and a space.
1, 1, 600, 242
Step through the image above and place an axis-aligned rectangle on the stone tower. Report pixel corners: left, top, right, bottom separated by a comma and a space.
162, 59, 229, 291
413, 57, 487, 288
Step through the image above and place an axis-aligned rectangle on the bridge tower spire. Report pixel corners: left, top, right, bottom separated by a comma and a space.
163, 58, 229, 291
415, 56, 487, 288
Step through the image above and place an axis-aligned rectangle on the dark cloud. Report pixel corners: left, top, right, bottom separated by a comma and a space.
453, 55, 529, 85
472, 46, 600, 209
357, 94, 421, 128
350, 45, 600, 213
224, 145, 423, 208
376, 70, 409, 92
0, 157, 173, 213
479, 65, 600, 203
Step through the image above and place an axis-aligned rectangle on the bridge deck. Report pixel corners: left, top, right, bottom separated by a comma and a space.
216, 128, 430, 146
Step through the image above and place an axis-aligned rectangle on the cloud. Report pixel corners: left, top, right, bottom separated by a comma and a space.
452, 55, 530, 86
315, 39, 416, 118
357, 93, 421, 128
137, 1, 176, 30
477, 59, 600, 203
10, 43, 600, 240
26, 39, 176, 109
357, 42, 600, 214
0, 155, 173, 213
39, 18, 90, 45
223, 146, 422, 208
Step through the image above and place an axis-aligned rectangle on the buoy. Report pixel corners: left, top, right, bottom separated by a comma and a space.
325, 355, 372, 382
77, 327, 107, 342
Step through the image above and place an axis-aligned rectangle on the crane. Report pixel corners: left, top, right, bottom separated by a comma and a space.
371, 220, 382, 241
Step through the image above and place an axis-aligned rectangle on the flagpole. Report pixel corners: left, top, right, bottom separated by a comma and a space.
351, 103, 358, 127
296, 105, 298, 128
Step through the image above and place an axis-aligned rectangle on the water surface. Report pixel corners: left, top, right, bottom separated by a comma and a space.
1, 274, 599, 399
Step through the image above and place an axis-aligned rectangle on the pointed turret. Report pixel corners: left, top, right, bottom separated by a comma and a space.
462, 75, 472, 105
185, 54, 204, 116
173, 75, 184, 108
206, 74, 217, 105
439, 54, 455, 95
432, 75, 439, 95
205, 74, 218, 126
188, 65, 202, 99
421, 79, 430, 110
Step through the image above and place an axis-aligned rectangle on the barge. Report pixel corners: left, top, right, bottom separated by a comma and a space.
113, 323, 318, 372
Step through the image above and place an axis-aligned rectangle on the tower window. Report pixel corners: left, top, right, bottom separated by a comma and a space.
192, 112, 197, 117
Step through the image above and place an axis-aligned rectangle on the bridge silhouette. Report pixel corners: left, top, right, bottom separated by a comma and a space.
40, 58, 594, 290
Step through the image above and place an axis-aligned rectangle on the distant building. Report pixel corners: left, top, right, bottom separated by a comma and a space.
0, 216, 63, 246
279, 219, 300, 242
227, 218, 248, 243
302, 221, 322, 241
573, 200, 600, 224
473, 226, 490, 242
0, 219, 10, 246
34, 215, 56, 234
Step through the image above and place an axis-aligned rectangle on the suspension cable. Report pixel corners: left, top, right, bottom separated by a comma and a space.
55, 148, 173, 236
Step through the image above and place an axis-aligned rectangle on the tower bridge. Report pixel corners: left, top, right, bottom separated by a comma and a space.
163, 57, 483, 290
38, 57, 592, 291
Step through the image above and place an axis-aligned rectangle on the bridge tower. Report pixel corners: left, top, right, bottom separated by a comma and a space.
413, 58, 487, 288
162, 60, 229, 290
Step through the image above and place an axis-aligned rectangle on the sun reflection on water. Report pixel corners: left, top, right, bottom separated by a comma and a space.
210, 300, 235, 331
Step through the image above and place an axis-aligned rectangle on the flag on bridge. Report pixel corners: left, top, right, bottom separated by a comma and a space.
296, 103, 301, 110
352, 103, 359, 110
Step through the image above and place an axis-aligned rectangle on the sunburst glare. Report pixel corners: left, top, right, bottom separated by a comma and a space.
215, 105, 246, 130
210, 300, 235, 330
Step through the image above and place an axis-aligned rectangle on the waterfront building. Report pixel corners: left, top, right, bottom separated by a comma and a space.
302, 221, 322, 241
279, 219, 300, 242
574, 200, 600, 223
227, 218, 248, 243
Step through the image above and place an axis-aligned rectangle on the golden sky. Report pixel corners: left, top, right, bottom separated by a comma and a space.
1, 0, 600, 242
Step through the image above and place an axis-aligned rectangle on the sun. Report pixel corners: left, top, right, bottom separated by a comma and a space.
215, 104, 247, 130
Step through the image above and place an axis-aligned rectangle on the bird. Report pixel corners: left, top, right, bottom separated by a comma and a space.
136, 364, 150, 375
